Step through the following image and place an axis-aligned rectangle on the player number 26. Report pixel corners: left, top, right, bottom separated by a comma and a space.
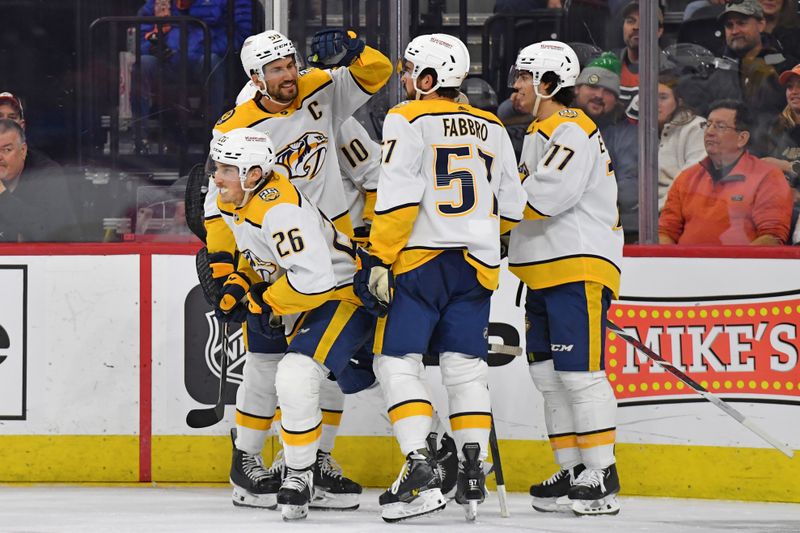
273, 228, 305, 257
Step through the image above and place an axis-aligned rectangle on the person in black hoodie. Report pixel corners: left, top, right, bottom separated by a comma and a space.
0, 119, 78, 242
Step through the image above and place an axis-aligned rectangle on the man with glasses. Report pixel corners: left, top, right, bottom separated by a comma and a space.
659, 99, 793, 245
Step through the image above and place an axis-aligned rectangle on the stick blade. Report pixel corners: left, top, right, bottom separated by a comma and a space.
185, 406, 224, 429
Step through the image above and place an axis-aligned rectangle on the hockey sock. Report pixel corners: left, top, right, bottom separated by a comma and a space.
559, 370, 617, 469
374, 353, 433, 456
530, 360, 581, 468
440, 352, 491, 461
235, 351, 281, 454
319, 377, 345, 454
275, 352, 325, 470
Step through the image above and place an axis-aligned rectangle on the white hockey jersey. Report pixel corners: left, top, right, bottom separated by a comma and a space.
236, 82, 380, 229
370, 99, 526, 290
508, 108, 623, 296
204, 46, 392, 258
217, 171, 359, 317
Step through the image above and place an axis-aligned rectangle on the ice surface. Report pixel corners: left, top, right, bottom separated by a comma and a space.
0, 486, 798, 533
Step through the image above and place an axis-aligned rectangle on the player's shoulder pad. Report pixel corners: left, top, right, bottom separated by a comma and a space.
214, 99, 264, 132
532, 107, 598, 139
387, 100, 502, 127
296, 67, 334, 100
244, 171, 302, 225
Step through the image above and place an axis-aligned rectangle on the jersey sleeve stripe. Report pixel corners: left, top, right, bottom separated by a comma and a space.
204, 213, 222, 221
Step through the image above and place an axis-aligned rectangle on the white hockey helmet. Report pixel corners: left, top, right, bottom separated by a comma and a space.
510, 40, 580, 97
240, 30, 297, 93
210, 128, 276, 192
403, 33, 470, 96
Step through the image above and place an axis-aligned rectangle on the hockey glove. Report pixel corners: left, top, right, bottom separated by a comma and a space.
216, 271, 250, 323
308, 28, 365, 68
246, 281, 285, 340
499, 233, 510, 260
353, 247, 393, 317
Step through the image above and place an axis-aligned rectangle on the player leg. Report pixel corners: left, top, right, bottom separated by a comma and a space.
548, 281, 620, 516
312, 377, 362, 510
230, 327, 287, 510
526, 286, 585, 513
274, 350, 324, 521
281, 300, 377, 516
373, 264, 447, 522
432, 264, 494, 521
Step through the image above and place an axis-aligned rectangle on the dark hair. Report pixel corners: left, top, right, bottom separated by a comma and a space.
418, 67, 461, 99
0, 118, 25, 144
541, 71, 575, 107
707, 99, 752, 132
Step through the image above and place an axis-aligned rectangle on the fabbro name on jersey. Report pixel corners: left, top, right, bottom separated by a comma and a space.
442, 116, 488, 141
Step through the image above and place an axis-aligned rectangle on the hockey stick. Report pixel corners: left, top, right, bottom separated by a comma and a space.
607, 320, 794, 458
186, 322, 230, 428
488, 415, 510, 517
186, 247, 230, 428
185, 162, 208, 243
489, 343, 523, 357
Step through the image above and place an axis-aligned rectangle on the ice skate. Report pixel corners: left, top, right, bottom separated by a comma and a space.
379, 448, 446, 523
569, 463, 621, 516
529, 463, 585, 513
310, 450, 361, 511
278, 467, 314, 521
430, 432, 458, 500
228, 430, 281, 510
454, 443, 486, 521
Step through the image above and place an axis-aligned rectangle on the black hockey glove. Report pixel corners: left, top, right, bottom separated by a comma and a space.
246, 281, 285, 340
308, 28, 365, 68
216, 271, 250, 323
353, 247, 393, 317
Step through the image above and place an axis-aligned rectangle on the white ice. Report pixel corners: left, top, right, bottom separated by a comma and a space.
1, 486, 799, 533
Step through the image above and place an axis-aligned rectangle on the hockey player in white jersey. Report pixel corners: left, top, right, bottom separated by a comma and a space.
207, 29, 391, 511
354, 34, 526, 522
209, 128, 376, 521
507, 41, 624, 516
236, 78, 380, 239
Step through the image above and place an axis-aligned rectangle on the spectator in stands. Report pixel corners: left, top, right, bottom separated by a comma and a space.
137, 0, 252, 121
573, 53, 640, 243
657, 73, 707, 209
659, 99, 792, 245
0, 92, 61, 172
618, 1, 664, 109
761, 64, 800, 240
705, 0, 798, 129
760, 0, 800, 59
494, 0, 562, 12
0, 119, 78, 242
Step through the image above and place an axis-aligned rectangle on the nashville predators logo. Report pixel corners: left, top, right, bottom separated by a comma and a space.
275, 131, 328, 181
242, 249, 279, 281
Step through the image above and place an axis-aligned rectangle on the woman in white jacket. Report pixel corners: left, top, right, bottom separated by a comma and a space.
657, 74, 706, 210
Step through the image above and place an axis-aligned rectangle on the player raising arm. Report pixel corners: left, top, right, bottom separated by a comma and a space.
355, 34, 526, 523
507, 41, 624, 516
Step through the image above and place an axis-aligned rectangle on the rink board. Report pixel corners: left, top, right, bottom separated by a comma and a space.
0, 244, 798, 502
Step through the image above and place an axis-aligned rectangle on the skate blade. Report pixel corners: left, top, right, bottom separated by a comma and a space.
532, 495, 572, 513
281, 503, 309, 521
572, 494, 620, 516
310, 490, 359, 511
381, 489, 447, 523
231, 486, 278, 510
463, 500, 478, 521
